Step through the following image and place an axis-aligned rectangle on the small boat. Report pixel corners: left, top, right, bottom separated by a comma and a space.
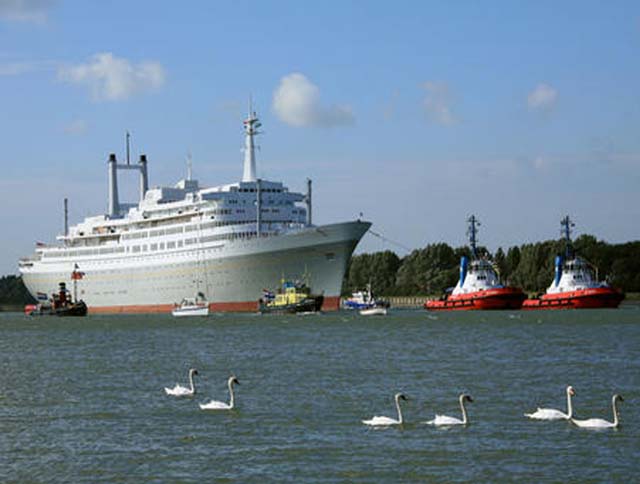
359, 307, 388, 316
343, 283, 390, 311
425, 216, 526, 311
25, 280, 88, 317
172, 293, 209, 317
259, 279, 324, 314
522, 216, 624, 310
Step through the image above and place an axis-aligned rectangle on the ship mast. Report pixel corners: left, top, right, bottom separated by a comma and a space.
242, 100, 261, 182
560, 215, 575, 259
467, 215, 480, 258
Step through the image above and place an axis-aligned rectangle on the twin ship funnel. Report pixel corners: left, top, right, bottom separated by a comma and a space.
107, 150, 149, 218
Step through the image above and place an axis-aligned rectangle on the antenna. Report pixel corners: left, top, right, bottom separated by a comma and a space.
63, 197, 68, 237
187, 151, 193, 181
467, 215, 480, 258
560, 215, 576, 258
125, 130, 131, 165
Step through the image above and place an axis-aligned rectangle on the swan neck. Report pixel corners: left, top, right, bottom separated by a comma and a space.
189, 372, 196, 394
228, 380, 235, 409
612, 397, 619, 426
566, 390, 573, 419
395, 397, 403, 424
460, 397, 468, 424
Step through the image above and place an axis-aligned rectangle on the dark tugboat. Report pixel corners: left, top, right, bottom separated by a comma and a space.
24, 266, 88, 317
259, 279, 324, 314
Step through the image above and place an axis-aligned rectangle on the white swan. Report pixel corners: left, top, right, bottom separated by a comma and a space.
525, 385, 575, 420
425, 394, 473, 426
199, 376, 240, 410
164, 368, 198, 397
362, 393, 407, 426
572, 394, 624, 429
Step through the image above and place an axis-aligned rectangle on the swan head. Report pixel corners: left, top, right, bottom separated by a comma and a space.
567, 386, 575, 396
229, 376, 240, 386
395, 393, 407, 402
189, 369, 198, 377
613, 394, 624, 403
460, 394, 473, 403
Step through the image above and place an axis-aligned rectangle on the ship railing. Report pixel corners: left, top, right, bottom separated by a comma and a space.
19, 255, 42, 263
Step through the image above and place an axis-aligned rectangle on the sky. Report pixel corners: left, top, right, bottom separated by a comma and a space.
1, 0, 639, 274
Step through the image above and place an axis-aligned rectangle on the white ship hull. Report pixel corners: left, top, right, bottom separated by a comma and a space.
20, 221, 369, 313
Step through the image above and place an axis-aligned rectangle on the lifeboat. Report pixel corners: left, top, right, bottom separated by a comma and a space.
523, 216, 624, 310
425, 216, 526, 311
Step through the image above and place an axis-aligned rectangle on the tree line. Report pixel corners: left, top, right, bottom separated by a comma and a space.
343, 235, 640, 296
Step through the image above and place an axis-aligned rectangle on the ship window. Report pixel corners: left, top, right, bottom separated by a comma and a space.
150, 243, 158, 251
160, 242, 165, 250
326, 252, 335, 261
132, 246, 141, 253
178, 241, 183, 247
167, 241, 176, 249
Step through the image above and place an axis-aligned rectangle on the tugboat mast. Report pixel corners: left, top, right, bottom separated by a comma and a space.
560, 215, 575, 258
467, 215, 480, 258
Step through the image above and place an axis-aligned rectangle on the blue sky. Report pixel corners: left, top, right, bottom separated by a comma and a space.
1, 0, 639, 274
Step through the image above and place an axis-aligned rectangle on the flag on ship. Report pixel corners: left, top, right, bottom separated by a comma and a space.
71, 264, 85, 280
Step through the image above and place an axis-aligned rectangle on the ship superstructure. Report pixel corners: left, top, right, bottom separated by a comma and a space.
19, 109, 370, 313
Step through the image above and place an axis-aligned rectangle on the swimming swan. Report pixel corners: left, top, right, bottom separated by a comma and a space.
525, 385, 575, 420
426, 394, 473, 426
164, 368, 198, 397
362, 393, 407, 426
199, 376, 240, 410
572, 394, 624, 429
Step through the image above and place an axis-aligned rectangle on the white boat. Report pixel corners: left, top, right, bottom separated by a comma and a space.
172, 296, 209, 317
359, 307, 388, 316
18, 107, 369, 313
343, 283, 389, 310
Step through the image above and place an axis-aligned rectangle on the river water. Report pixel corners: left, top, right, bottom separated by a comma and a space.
1, 308, 638, 482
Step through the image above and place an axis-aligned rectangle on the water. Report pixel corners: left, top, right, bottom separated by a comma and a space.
1, 308, 639, 482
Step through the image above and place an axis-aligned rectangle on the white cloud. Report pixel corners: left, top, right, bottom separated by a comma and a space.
527, 83, 558, 111
0, 0, 55, 23
57, 52, 166, 101
272, 73, 354, 127
422, 81, 457, 126
63, 119, 88, 135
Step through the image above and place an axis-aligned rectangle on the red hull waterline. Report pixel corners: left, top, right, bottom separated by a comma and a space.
522, 288, 624, 310
88, 296, 341, 315
425, 288, 526, 311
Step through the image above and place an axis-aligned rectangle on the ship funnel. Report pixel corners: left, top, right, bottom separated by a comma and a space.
139, 154, 149, 201
459, 256, 469, 287
108, 153, 120, 217
554, 255, 563, 287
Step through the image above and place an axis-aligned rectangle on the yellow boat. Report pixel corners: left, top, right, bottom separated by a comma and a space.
259, 280, 324, 314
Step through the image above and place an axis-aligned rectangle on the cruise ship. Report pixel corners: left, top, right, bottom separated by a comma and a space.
19, 110, 370, 313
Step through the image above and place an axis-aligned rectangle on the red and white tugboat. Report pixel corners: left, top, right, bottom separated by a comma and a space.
522, 216, 624, 310
425, 216, 526, 311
